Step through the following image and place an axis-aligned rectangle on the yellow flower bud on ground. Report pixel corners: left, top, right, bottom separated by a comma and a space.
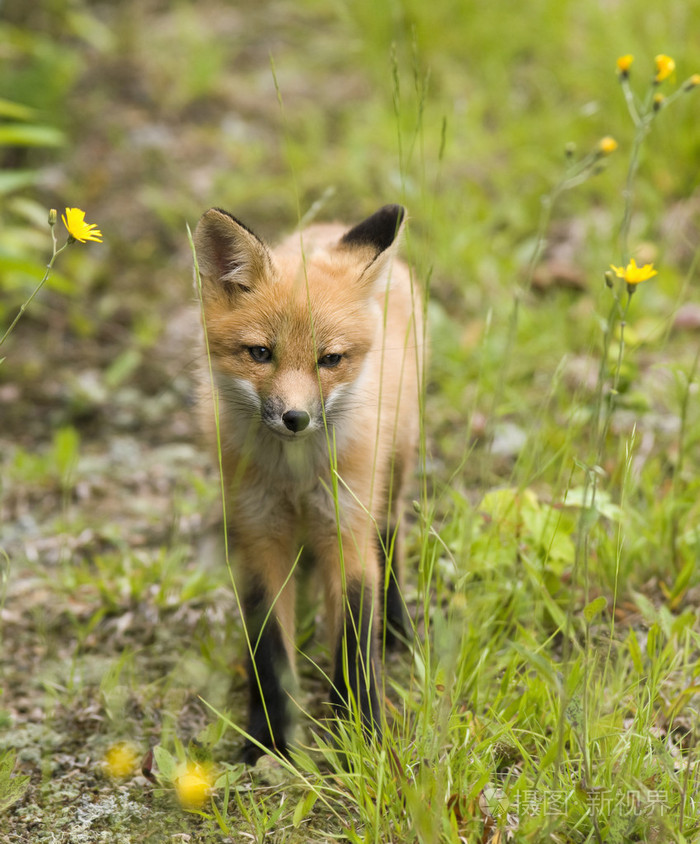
104, 742, 140, 779
175, 762, 215, 809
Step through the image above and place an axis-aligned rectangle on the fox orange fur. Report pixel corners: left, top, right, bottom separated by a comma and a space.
193, 204, 423, 762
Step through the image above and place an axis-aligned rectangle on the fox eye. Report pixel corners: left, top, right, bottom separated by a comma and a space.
248, 346, 272, 363
318, 352, 342, 368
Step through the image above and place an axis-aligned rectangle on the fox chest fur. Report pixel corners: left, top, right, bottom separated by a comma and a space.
194, 204, 422, 762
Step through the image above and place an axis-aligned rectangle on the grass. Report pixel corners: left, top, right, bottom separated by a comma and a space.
2, 0, 700, 841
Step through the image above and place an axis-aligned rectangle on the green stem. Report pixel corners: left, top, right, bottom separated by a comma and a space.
597, 292, 632, 460
670, 344, 700, 568
619, 86, 656, 263
0, 232, 69, 348
591, 297, 618, 448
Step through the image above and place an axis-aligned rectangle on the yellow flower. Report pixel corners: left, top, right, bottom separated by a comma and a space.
62, 207, 103, 243
616, 54, 634, 75
609, 258, 658, 285
684, 73, 700, 90
104, 742, 140, 778
654, 54, 675, 83
598, 136, 618, 155
175, 761, 215, 809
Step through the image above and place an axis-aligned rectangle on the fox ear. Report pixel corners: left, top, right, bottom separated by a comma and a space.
341, 204, 405, 254
193, 208, 271, 299
340, 204, 406, 288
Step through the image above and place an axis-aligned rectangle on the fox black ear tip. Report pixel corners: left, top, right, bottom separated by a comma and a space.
341, 204, 407, 253
386, 204, 406, 223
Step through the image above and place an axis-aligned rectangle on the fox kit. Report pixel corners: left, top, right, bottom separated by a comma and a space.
194, 204, 422, 762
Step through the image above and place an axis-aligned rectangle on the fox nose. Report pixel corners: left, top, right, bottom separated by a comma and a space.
282, 409, 311, 432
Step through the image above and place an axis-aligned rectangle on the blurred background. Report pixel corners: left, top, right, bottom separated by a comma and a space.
2, 0, 698, 457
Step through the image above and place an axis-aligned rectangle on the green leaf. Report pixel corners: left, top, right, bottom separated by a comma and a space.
0, 99, 37, 121
104, 348, 142, 389
197, 715, 228, 750
626, 629, 644, 674
213, 766, 245, 790
0, 170, 40, 195
564, 694, 583, 728
646, 623, 661, 661
293, 788, 319, 827
0, 750, 30, 814
153, 745, 177, 783
52, 426, 80, 484
563, 487, 623, 522
583, 595, 607, 624
0, 124, 65, 148
670, 557, 695, 605
510, 641, 558, 687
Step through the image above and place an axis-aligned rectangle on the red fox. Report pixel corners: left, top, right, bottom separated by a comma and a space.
193, 204, 423, 762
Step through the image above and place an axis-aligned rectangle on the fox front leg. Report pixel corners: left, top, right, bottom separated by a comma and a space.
239, 585, 294, 763
329, 579, 382, 742
234, 531, 297, 764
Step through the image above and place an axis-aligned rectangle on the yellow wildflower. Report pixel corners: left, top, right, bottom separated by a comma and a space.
175, 761, 215, 809
62, 207, 103, 243
609, 258, 657, 285
598, 136, 618, 155
654, 54, 675, 83
616, 54, 634, 75
104, 742, 140, 778
684, 73, 700, 90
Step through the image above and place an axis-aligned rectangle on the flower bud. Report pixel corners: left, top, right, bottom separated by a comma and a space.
48, 209, 57, 227
604, 271, 615, 289
616, 54, 634, 78
654, 54, 675, 84
653, 93, 665, 111
598, 136, 618, 156
684, 73, 700, 91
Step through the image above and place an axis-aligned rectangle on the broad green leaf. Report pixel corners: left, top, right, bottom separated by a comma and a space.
583, 595, 607, 624
0, 170, 39, 195
153, 745, 177, 782
0, 99, 37, 121
0, 124, 65, 148
563, 487, 623, 522
0, 750, 30, 814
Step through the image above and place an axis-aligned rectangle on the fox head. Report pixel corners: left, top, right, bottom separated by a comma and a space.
194, 204, 406, 443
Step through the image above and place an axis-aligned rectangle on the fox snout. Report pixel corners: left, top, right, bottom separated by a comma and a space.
261, 396, 317, 437
281, 409, 310, 432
